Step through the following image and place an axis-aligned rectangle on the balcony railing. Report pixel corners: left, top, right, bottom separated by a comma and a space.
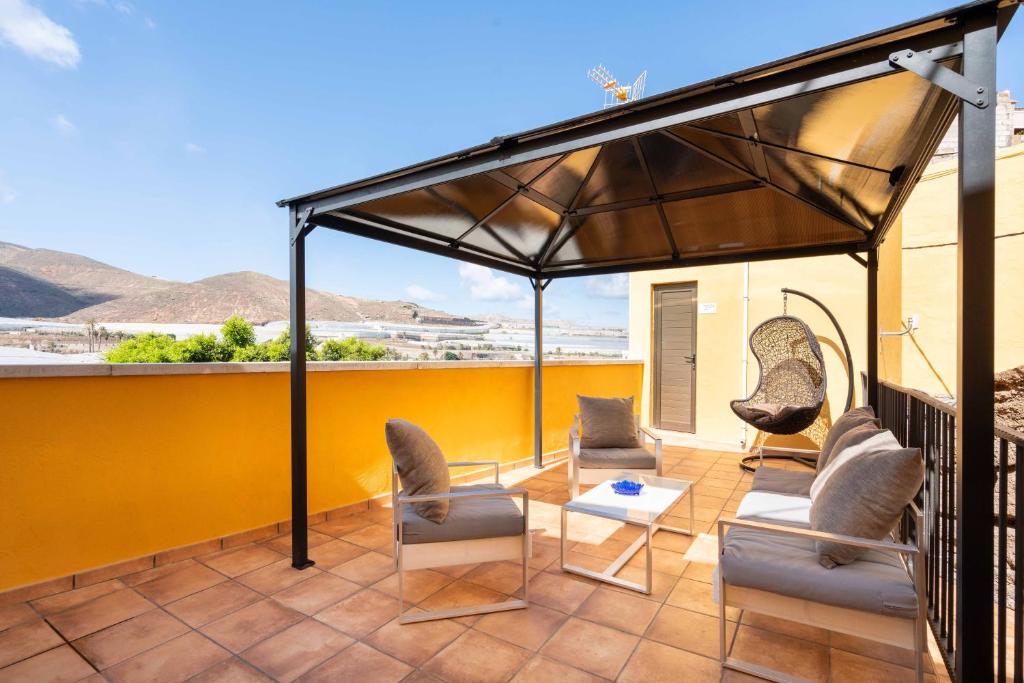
878, 379, 1024, 682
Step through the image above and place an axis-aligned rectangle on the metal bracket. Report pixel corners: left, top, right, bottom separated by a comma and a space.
888, 48, 988, 108
529, 278, 551, 291
290, 207, 314, 245
848, 253, 868, 268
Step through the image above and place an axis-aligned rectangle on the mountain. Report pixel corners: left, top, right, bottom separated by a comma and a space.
0, 241, 473, 325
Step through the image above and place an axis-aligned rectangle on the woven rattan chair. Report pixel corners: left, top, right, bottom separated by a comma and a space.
730, 315, 826, 435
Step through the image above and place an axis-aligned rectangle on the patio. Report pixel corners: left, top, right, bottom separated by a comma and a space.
0, 446, 950, 682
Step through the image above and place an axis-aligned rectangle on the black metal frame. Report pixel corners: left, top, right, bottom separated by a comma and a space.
279, 4, 1013, 680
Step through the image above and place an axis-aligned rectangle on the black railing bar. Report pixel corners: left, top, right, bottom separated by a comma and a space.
998, 438, 1009, 683
1014, 441, 1023, 683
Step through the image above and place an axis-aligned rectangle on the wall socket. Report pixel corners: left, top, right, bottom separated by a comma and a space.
907, 313, 920, 331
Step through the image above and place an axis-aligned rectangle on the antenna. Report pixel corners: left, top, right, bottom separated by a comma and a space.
587, 64, 647, 109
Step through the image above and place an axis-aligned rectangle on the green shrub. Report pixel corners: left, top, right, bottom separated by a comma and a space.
104, 333, 178, 363
171, 334, 230, 363
231, 344, 270, 362
221, 315, 256, 349
443, 351, 461, 361
320, 337, 387, 361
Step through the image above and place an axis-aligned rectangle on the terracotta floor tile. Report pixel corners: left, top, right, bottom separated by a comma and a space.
0, 645, 95, 683
570, 537, 633, 561
665, 577, 738, 620
829, 648, 931, 683
241, 618, 352, 682
198, 545, 283, 578
306, 539, 367, 569
418, 580, 509, 613
651, 529, 695, 553
645, 604, 735, 659
624, 546, 688, 576
46, 587, 154, 641
364, 613, 466, 666
510, 654, 605, 682
618, 639, 721, 683
328, 551, 395, 586
603, 566, 679, 603
424, 629, 530, 683
463, 562, 532, 595
297, 642, 412, 683
433, 562, 479, 579
541, 617, 639, 679
474, 603, 567, 651
372, 569, 453, 603
527, 541, 560, 571
311, 515, 374, 538
342, 524, 393, 549
313, 588, 401, 638
122, 560, 197, 587
189, 657, 273, 682
262, 531, 333, 556
200, 598, 304, 653
133, 562, 226, 605
730, 625, 829, 682
402, 671, 444, 683
830, 630, 923, 670
527, 572, 596, 614
105, 631, 230, 683
573, 587, 659, 636
0, 619, 63, 668
236, 559, 321, 595
0, 603, 35, 632
165, 581, 261, 628
74, 609, 189, 670
30, 580, 126, 617
741, 611, 829, 646
271, 573, 361, 615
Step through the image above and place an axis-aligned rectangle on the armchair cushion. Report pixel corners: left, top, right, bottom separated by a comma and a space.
719, 526, 918, 618
401, 484, 524, 544
751, 467, 814, 497
578, 447, 656, 470
816, 406, 880, 474
577, 395, 640, 448
385, 419, 451, 524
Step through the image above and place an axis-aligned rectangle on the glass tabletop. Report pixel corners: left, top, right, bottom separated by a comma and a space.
563, 474, 692, 525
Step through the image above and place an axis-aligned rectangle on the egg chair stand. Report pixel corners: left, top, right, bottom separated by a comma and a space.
735, 288, 854, 473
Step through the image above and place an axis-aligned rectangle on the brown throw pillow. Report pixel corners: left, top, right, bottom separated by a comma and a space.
810, 424, 892, 500
810, 437, 923, 568
578, 395, 640, 449
384, 419, 451, 524
816, 406, 880, 474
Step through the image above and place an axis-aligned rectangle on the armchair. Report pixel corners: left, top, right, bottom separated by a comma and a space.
568, 414, 662, 498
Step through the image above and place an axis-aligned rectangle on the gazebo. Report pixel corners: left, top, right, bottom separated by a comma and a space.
278, 1, 1016, 679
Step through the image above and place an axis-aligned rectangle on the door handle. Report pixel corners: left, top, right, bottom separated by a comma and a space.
685, 354, 696, 365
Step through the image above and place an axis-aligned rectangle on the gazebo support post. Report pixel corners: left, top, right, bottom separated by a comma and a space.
531, 278, 549, 468
866, 248, 879, 411
955, 6, 997, 680
289, 208, 315, 570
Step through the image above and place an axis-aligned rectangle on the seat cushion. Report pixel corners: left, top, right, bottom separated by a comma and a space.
719, 526, 918, 618
401, 484, 524, 545
736, 491, 811, 527
751, 467, 815, 497
578, 447, 656, 470
385, 419, 451, 523
816, 406, 880, 474
578, 395, 640, 448
811, 442, 923, 567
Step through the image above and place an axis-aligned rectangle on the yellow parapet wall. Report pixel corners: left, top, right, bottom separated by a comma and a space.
0, 360, 642, 592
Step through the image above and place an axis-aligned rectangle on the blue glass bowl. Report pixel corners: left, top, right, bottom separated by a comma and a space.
611, 480, 644, 496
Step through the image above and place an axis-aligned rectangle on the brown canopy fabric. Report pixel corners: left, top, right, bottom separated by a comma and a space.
277, 2, 1018, 279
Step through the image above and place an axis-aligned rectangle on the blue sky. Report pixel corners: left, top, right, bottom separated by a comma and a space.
1, 1, 1021, 326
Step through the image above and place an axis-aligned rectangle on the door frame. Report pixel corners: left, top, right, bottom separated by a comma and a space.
651, 282, 698, 433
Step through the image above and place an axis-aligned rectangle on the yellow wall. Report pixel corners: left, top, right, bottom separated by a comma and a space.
899, 144, 1024, 396
629, 236, 903, 447
0, 361, 641, 591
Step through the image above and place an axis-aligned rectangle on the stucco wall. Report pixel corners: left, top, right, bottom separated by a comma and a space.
0, 360, 642, 591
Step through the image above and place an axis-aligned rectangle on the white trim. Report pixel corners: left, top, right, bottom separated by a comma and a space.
401, 535, 526, 571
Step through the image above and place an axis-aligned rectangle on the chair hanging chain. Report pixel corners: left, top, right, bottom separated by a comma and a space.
783, 291, 788, 315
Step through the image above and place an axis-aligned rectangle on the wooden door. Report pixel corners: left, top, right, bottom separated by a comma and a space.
653, 284, 697, 433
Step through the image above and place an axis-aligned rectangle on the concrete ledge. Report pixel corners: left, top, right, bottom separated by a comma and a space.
0, 358, 641, 379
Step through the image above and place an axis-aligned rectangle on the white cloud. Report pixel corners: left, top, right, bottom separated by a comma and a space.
0, 0, 81, 68
143, 16, 155, 29
51, 113, 76, 136
184, 142, 206, 154
114, 1, 132, 14
585, 273, 629, 299
458, 263, 523, 301
406, 284, 445, 302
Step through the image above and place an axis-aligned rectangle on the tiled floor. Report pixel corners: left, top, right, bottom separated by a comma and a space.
0, 447, 952, 682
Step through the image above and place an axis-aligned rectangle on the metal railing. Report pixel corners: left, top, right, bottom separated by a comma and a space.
878, 380, 1024, 682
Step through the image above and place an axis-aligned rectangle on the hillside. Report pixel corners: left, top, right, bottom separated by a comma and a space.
0, 241, 472, 325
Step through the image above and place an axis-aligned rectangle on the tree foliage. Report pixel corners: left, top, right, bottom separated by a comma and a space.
320, 337, 387, 361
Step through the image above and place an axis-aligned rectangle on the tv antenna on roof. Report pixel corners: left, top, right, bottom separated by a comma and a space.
587, 64, 647, 109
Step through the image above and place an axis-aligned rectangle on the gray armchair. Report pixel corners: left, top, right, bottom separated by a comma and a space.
568, 415, 662, 498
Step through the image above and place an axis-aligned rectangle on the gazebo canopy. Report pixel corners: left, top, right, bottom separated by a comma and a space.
277, 1, 1013, 279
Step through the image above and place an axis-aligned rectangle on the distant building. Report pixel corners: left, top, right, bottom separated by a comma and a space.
933, 90, 1023, 159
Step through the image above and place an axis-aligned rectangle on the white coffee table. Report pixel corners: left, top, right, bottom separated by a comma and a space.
560, 474, 693, 594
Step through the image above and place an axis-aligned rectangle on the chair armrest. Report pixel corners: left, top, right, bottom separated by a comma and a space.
639, 425, 662, 474
717, 516, 919, 557
638, 425, 661, 444
447, 460, 500, 483
397, 487, 528, 504
569, 416, 581, 458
